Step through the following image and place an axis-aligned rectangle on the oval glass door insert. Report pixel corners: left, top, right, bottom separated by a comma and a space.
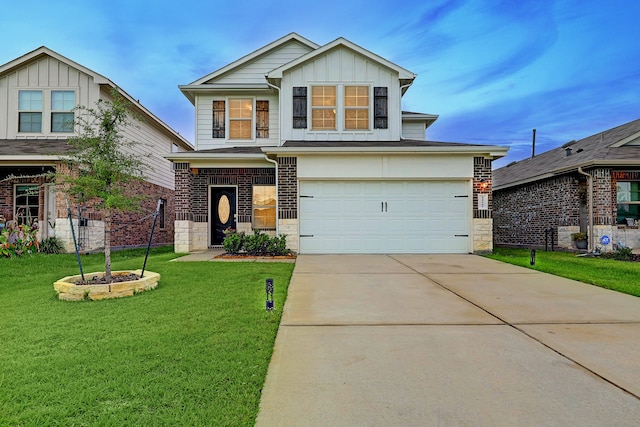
218, 195, 230, 223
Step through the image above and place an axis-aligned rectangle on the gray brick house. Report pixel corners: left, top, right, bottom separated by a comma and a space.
167, 33, 508, 254
493, 118, 640, 252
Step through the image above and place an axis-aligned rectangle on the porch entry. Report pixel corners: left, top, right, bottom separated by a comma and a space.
211, 187, 237, 246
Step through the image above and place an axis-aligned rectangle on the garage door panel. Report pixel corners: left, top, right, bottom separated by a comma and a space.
299, 180, 470, 254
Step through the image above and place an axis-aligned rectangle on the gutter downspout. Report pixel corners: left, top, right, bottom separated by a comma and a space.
399, 81, 413, 140
577, 167, 593, 252
265, 78, 281, 237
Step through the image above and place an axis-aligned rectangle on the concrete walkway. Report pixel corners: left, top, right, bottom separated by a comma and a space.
256, 254, 640, 426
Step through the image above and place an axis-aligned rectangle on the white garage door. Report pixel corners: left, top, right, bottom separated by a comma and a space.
299, 181, 470, 254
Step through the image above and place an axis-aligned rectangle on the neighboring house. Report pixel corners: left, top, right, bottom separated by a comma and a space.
493, 118, 640, 252
0, 47, 193, 251
167, 33, 508, 254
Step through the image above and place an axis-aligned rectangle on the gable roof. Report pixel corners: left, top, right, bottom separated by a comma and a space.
493, 118, 640, 190
188, 33, 319, 86
266, 37, 416, 92
0, 46, 193, 151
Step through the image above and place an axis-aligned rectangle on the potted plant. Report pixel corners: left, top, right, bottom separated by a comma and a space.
571, 232, 588, 249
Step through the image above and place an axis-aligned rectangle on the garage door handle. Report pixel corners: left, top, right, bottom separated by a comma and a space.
454, 195, 469, 198
381, 202, 384, 212
454, 234, 469, 237
300, 235, 314, 238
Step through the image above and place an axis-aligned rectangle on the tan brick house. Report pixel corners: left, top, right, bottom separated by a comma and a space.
0, 47, 193, 251
167, 33, 508, 254
493, 118, 640, 252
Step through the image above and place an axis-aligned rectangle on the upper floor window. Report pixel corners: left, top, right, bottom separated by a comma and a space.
344, 86, 369, 130
18, 90, 42, 132
311, 86, 336, 130
51, 91, 75, 132
212, 99, 269, 140
229, 98, 252, 139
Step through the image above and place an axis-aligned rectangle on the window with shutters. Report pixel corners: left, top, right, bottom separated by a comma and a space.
256, 100, 269, 138
344, 86, 369, 130
212, 100, 225, 138
229, 98, 252, 139
311, 86, 336, 130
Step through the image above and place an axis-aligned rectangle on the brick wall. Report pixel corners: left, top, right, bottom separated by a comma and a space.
493, 174, 581, 248
278, 157, 297, 219
175, 166, 276, 224
473, 157, 492, 219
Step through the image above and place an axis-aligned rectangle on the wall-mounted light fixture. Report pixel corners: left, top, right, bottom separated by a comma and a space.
479, 178, 488, 192
191, 168, 199, 175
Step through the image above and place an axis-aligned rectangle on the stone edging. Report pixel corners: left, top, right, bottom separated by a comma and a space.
53, 269, 160, 301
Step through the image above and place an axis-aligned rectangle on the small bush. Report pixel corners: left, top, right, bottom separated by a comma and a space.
40, 236, 64, 254
222, 231, 244, 254
613, 245, 633, 261
222, 229, 291, 256
0, 222, 39, 257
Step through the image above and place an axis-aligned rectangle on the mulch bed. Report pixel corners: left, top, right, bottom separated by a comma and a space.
73, 273, 141, 285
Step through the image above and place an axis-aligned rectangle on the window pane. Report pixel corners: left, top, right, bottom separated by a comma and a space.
19, 112, 42, 132
253, 186, 276, 228
52, 112, 74, 132
345, 109, 369, 130
345, 86, 369, 107
15, 185, 39, 226
229, 120, 251, 139
312, 109, 336, 130
312, 86, 336, 107
51, 91, 75, 110
19, 90, 42, 110
229, 98, 252, 119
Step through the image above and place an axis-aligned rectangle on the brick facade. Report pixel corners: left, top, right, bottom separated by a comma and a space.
473, 157, 492, 219
278, 157, 297, 219
493, 174, 582, 248
173, 164, 276, 225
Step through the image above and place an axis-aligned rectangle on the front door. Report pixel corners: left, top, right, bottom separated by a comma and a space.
211, 187, 237, 246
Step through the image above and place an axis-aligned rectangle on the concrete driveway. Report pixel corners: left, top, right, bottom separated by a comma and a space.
256, 255, 640, 426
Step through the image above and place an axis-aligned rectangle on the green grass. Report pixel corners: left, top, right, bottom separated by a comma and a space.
0, 247, 294, 426
486, 248, 640, 297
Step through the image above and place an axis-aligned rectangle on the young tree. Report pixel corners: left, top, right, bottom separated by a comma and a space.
60, 88, 148, 283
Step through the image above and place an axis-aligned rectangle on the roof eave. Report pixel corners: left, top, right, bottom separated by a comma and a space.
262, 145, 508, 157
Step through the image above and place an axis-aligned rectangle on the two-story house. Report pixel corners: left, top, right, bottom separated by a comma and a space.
167, 33, 508, 254
0, 47, 193, 251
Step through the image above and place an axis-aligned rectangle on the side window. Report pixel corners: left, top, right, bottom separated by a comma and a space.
344, 86, 369, 130
18, 90, 43, 132
158, 198, 166, 229
15, 184, 39, 225
212, 100, 225, 138
256, 100, 269, 138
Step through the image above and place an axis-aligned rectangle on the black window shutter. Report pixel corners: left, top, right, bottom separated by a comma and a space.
212, 100, 225, 138
293, 87, 307, 129
256, 100, 269, 138
374, 87, 388, 129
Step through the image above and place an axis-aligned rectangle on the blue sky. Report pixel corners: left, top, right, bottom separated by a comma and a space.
2, 0, 639, 167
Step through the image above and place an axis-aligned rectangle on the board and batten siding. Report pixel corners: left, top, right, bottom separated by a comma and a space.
211, 40, 313, 85
281, 46, 400, 142
0, 55, 99, 139
194, 92, 280, 150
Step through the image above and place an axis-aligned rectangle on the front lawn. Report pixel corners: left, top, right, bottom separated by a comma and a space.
0, 247, 294, 426
486, 248, 640, 297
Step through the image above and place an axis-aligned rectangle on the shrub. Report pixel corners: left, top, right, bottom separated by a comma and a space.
40, 236, 64, 254
613, 245, 633, 261
222, 231, 244, 254
222, 229, 291, 256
